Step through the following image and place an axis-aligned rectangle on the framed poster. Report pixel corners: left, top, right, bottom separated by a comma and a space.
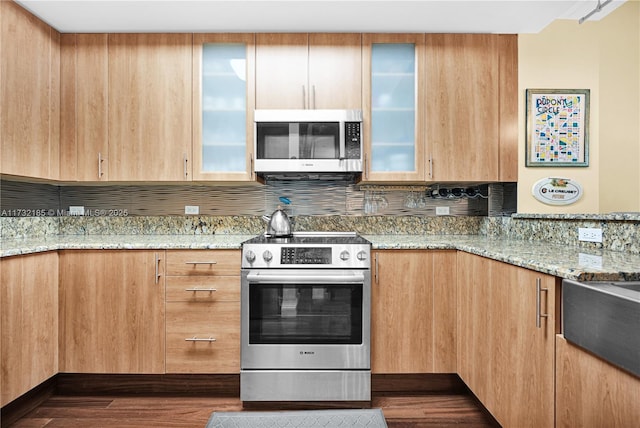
525, 89, 590, 167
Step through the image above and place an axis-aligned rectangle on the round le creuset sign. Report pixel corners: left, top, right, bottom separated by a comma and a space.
532, 177, 583, 206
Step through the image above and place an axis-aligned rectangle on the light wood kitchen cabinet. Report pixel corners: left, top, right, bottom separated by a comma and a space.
60, 34, 109, 181
556, 335, 640, 428
497, 35, 518, 182
0, 2, 60, 180
108, 33, 192, 181
457, 252, 556, 428
372, 250, 456, 373
165, 250, 241, 373
362, 34, 426, 182
192, 34, 256, 181
255, 33, 362, 109
1, 252, 58, 406
58, 250, 165, 374
425, 34, 517, 182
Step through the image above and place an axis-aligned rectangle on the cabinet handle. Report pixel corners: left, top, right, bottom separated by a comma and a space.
185, 336, 216, 342
364, 154, 369, 180
185, 288, 217, 292
98, 152, 104, 179
185, 261, 218, 265
312, 85, 316, 109
183, 154, 188, 179
302, 85, 307, 109
250, 155, 254, 179
154, 252, 162, 284
536, 278, 549, 328
374, 253, 379, 285
428, 156, 433, 179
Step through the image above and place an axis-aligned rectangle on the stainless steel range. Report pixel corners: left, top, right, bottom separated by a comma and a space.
240, 232, 371, 402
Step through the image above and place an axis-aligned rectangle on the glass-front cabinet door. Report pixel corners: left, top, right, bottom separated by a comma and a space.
362, 34, 425, 182
193, 34, 256, 181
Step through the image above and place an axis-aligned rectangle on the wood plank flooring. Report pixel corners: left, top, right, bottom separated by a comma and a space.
7, 393, 499, 428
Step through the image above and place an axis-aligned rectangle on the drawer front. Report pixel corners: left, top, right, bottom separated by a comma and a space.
166, 250, 240, 276
166, 276, 240, 302
166, 301, 240, 373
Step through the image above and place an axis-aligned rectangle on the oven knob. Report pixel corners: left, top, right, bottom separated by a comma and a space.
262, 250, 273, 262
340, 250, 350, 261
357, 251, 368, 261
244, 250, 256, 263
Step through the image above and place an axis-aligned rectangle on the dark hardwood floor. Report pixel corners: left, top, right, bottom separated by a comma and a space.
6, 394, 499, 428
3, 374, 500, 427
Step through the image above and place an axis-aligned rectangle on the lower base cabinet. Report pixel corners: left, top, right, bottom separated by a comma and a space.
457, 252, 556, 427
556, 335, 640, 428
372, 250, 457, 374
165, 250, 240, 373
58, 250, 165, 374
1, 252, 59, 406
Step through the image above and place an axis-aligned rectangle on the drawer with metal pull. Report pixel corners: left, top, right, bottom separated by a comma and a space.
166, 250, 240, 276
166, 276, 240, 302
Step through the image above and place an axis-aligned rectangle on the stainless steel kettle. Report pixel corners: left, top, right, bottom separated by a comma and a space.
262, 206, 292, 237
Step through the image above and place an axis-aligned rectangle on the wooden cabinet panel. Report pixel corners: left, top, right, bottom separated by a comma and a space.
498, 34, 518, 182
59, 250, 165, 374
456, 252, 492, 400
108, 33, 192, 181
165, 250, 240, 276
255, 33, 308, 109
492, 260, 555, 427
432, 251, 457, 373
256, 33, 362, 110
556, 335, 640, 428
60, 33, 109, 181
372, 250, 456, 374
457, 252, 556, 428
1, 252, 58, 406
166, 276, 240, 302
426, 34, 499, 181
0, 2, 60, 180
166, 301, 240, 373
308, 33, 362, 110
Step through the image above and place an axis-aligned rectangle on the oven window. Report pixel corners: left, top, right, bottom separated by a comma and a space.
249, 283, 363, 345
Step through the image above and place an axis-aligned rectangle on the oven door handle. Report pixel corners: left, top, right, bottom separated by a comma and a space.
246, 272, 365, 284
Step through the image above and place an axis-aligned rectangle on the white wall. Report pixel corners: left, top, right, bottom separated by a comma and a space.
518, 1, 640, 213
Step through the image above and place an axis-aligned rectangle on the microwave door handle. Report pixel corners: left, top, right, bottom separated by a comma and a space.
246, 272, 365, 284
339, 125, 346, 160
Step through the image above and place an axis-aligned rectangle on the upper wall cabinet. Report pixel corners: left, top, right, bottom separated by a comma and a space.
362, 34, 426, 182
108, 34, 193, 181
60, 34, 109, 181
425, 34, 517, 182
255, 33, 362, 109
61, 33, 193, 182
1, 2, 60, 180
192, 34, 256, 181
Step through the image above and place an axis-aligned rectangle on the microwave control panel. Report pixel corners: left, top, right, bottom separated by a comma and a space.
345, 122, 361, 159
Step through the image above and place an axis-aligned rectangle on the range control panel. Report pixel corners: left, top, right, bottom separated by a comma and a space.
242, 243, 370, 269
281, 247, 332, 264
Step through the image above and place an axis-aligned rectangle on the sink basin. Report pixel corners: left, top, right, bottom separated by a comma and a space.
562, 279, 640, 377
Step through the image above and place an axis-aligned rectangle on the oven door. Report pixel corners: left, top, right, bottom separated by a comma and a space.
241, 269, 370, 370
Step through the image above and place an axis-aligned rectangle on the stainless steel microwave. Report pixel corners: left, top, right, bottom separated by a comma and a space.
254, 109, 363, 178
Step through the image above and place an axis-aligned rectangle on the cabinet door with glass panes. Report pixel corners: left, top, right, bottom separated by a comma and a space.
362, 34, 426, 182
193, 34, 256, 181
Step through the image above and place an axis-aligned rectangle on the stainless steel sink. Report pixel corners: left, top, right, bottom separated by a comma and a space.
562, 279, 640, 377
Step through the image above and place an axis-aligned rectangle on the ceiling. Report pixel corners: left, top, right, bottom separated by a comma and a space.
16, 0, 625, 34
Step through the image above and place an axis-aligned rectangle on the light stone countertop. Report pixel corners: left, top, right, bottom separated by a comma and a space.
3, 233, 640, 281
